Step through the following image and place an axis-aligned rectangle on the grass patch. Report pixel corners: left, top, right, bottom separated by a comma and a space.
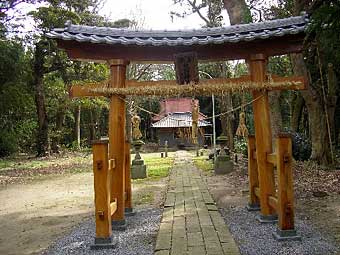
133, 191, 154, 206
145, 156, 174, 179
192, 156, 213, 172
131, 152, 175, 181
0, 154, 91, 171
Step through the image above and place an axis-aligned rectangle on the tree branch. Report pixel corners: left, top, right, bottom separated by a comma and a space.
186, 0, 211, 26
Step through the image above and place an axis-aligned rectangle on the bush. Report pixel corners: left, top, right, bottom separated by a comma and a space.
234, 137, 248, 156
0, 130, 18, 157
288, 131, 312, 161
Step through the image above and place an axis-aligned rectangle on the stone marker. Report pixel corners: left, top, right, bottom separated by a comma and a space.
214, 136, 234, 175
131, 140, 147, 179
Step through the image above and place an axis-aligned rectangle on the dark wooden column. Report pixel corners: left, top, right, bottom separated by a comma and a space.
108, 59, 129, 228
249, 54, 277, 222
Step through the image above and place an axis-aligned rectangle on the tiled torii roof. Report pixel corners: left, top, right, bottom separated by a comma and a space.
47, 14, 308, 47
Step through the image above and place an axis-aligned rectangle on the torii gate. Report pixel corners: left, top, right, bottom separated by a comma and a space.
48, 14, 309, 247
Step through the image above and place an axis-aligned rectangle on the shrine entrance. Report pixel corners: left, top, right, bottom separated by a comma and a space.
47, 13, 309, 248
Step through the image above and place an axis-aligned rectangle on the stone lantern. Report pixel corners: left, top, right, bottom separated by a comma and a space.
214, 135, 233, 175
131, 114, 147, 179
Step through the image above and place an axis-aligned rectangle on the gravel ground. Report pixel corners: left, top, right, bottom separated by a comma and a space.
42, 208, 161, 255
220, 206, 339, 255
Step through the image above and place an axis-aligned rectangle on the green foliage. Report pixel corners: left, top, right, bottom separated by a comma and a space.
0, 130, 18, 157
306, 1, 340, 71
0, 39, 37, 155
234, 137, 248, 156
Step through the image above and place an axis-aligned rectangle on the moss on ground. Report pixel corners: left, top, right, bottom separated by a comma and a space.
192, 156, 214, 172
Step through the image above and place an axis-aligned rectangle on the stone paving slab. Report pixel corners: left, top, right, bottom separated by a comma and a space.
155, 151, 240, 255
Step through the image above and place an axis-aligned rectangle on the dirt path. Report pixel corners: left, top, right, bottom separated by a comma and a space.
0, 173, 94, 255
0, 171, 167, 255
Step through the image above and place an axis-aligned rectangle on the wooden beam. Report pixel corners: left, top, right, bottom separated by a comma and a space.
109, 60, 128, 223
266, 153, 277, 166
57, 34, 304, 62
69, 82, 108, 98
271, 75, 307, 90
268, 195, 278, 211
276, 134, 295, 231
92, 140, 112, 239
248, 135, 260, 207
249, 53, 276, 218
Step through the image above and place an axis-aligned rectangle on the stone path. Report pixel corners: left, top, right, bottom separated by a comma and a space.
155, 151, 240, 255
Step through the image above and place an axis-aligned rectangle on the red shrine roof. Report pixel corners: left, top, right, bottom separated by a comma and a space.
152, 98, 210, 128
153, 98, 206, 121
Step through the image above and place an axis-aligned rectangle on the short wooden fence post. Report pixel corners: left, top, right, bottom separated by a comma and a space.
91, 140, 118, 249
273, 134, 301, 241
246, 135, 260, 211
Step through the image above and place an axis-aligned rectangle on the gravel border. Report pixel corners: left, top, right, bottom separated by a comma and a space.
41, 208, 162, 255
220, 206, 339, 255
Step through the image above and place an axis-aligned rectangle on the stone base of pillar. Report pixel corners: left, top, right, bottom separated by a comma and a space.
257, 214, 278, 223
246, 203, 261, 211
125, 207, 136, 216
112, 219, 127, 231
90, 236, 118, 250
273, 228, 301, 241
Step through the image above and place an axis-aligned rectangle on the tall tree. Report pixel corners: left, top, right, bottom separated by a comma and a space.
291, 0, 339, 165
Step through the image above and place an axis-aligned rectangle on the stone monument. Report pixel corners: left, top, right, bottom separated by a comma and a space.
131, 113, 147, 179
214, 135, 234, 175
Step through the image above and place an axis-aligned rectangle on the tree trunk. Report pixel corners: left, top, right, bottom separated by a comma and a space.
268, 91, 283, 148
220, 93, 234, 150
33, 42, 49, 156
74, 105, 81, 149
327, 63, 338, 144
223, 0, 248, 24
219, 62, 234, 150
222, 0, 248, 151
291, 0, 332, 165
291, 53, 332, 165
89, 109, 96, 141
51, 106, 65, 153
291, 93, 305, 132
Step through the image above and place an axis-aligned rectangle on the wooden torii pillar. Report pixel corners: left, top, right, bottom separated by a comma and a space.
108, 59, 129, 229
70, 59, 132, 230
248, 54, 276, 221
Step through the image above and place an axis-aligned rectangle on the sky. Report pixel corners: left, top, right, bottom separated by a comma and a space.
99, 0, 231, 29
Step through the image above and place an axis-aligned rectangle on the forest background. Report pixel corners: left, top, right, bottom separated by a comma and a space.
0, 0, 339, 166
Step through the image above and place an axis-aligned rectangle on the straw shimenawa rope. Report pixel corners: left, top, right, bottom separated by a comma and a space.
89, 81, 303, 97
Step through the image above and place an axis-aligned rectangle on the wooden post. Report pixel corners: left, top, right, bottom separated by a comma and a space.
91, 140, 116, 249
124, 141, 134, 214
108, 59, 129, 229
247, 135, 260, 211
249, 54, 276, 222
274, 134, 300, 240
